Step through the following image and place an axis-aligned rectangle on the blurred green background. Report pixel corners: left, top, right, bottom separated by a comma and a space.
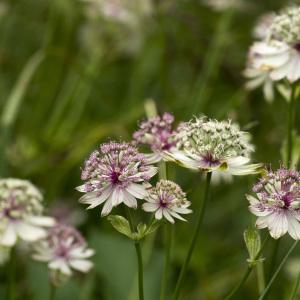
0, 0, 298, 299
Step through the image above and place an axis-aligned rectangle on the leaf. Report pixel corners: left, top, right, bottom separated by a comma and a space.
107, 215, 133, 239
145, 220, 161, 236
244, 228, 263, 267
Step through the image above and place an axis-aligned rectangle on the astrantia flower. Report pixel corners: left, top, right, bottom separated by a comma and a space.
0, 179, 55, 247
32, 224, 94, 285
77, 141, 157, 216
164, 117, 261, 176
142, 180, 192, 223
133, 112, 179, 164
251, 7, 300, 83
247, 167, 300, 240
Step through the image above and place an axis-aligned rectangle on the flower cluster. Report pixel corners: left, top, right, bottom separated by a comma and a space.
164, 117, 260, 176
133, 112, 179, 164
245, 5, 300, 100
32, 223, 94, 285
143, 180, 192, 223
0, 179, 55, 247
247, 167, 300, 240
77, 141, 157, 216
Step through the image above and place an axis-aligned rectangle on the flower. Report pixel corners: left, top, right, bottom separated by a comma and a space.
0, 179, 55, 247
32, 224, 94, 285
247, 167, 300, 240
142, 180, 192, 223
250, 7, 300, 83
133, 112, 179, 164
164, 116, 261, 176
77, 141, 157, 216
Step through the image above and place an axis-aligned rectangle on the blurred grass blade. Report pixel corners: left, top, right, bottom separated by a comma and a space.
188, 9, 234, 115
0, 50, 45, 175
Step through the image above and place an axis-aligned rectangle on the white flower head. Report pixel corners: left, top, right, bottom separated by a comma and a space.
77, 141, 157, 216
32, 223, 94, 286
0, 179, 55, 247
164, 116, 261, 176
250, 7, 300, 83
142, 180, 192, 223
248, 167, 300, 240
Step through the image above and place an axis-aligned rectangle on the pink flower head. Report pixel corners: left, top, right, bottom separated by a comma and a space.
133, 113, 178, 163
77, 141, 157, 216
247, 167, 300, 240
32, 223, 94, 285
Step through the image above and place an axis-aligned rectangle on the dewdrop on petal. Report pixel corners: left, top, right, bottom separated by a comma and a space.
0, 179, 55, 247
32, 223, 94, 286
164, 116, 261, 176
77, 141, 157, 216
143, 180, 192, 223
133, 112, 179, 164
247, 167, 300, 240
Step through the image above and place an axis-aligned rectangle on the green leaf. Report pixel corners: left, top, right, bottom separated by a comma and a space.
107, 215, 132, 239
244, 228, 264, 267
145, 220, 161, 236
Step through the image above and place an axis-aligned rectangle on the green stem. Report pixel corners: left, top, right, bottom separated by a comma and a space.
49, 282, 56, 300
256, 261, 265, 294
172, 172, 212, 300
259, 240, 299, 300
8, 248, 16, 300
160, 224, 173, 300
287, 84, 297, 168
126, 208, 144, 300
224, 235, 269, 300
267, 239, 280, 280
288, 270, 300, 300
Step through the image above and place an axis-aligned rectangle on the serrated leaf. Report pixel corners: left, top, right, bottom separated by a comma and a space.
107, 215, 132, 239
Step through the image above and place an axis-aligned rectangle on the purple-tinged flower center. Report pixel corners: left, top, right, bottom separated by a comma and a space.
201, 153, 220, 168
110, 171, 121, 184
55, 244, 71, 259
294, 43, 300, 53
282, 192, 293, 208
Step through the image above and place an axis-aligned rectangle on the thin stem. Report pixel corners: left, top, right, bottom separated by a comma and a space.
224, 235, 269, 300
288, 270, 300, 300
126, 208, 144, 300
259, 240, 299, 300
256, 261, 265, 294
8, 248, 16, 300
49, 282, 56, 300
160, 224, 173, 300
287, 84, 297, 168
172, 172, 212, 300
267, 239, 280, 280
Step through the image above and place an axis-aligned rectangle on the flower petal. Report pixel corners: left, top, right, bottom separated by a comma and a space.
0, 223, 17, 247
126, 183, 148, 199
69, 259, 93, 273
